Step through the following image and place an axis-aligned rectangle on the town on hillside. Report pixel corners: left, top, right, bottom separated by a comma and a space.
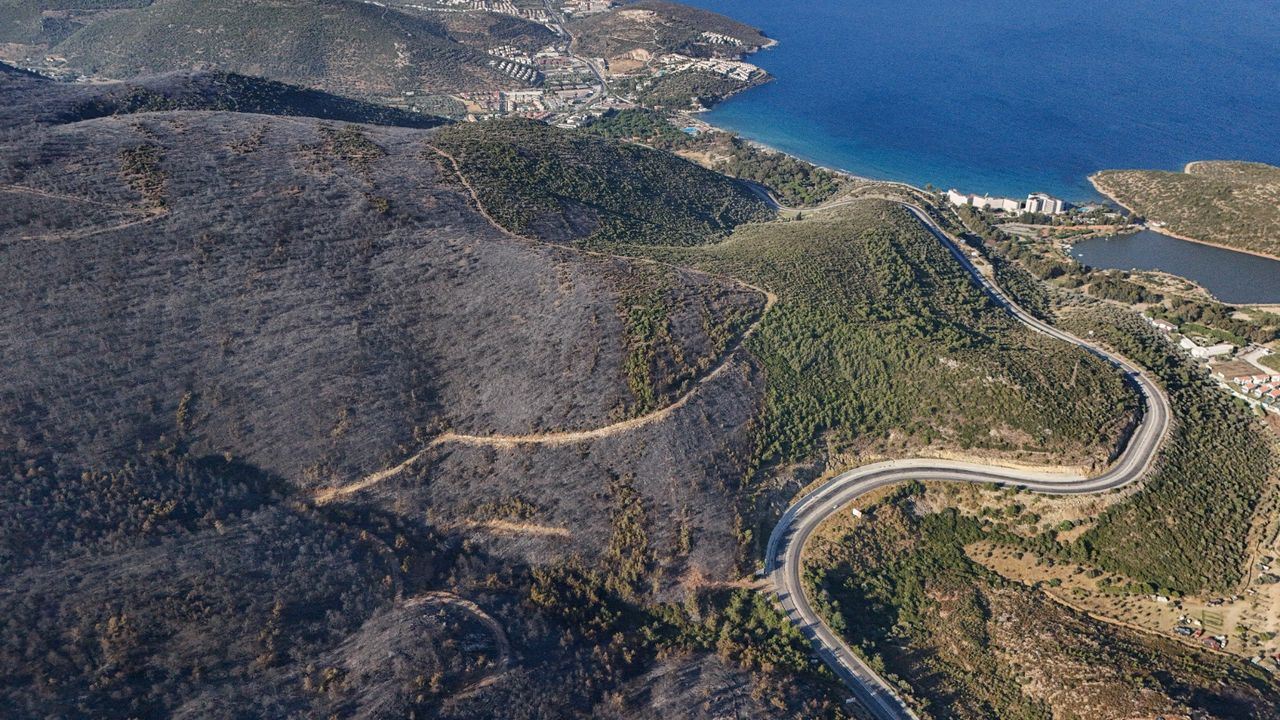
9, 0, 773, 130
377, 0, 772, 126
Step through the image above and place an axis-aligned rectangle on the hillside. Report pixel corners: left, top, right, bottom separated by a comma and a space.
1091, 161, 1280, 259
0, 0, 146, 46
622, 66, 766, 109
0, 70, 829, 718
0, 63, 447, 131
1, 62, 1168, 720
693, 205, 1138, 472
567, 0, 770, 63
588, 108, 853, 206
441, 149, 1143, 544
48, 0, 525, 96
805, 485, 1280, 720
448, 190, 1139, 473
0, 71, 766, 486
395, 3, 556, 54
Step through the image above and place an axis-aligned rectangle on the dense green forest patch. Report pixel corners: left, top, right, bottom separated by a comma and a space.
432, 118, 771, 246
959, 307, 1275, 596
1058, 308, 1275, 594
633, 201, 1137, 473
622, 69, 760, 109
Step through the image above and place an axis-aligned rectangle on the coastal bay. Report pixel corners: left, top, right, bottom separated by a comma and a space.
681, 0, 1280, 201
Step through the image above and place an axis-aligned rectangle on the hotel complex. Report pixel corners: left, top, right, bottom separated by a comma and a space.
946, 189, 1066, 215
1024, 192, 1065, 215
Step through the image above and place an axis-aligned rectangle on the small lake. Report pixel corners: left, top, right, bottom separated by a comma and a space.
1069, 230, 1280, 305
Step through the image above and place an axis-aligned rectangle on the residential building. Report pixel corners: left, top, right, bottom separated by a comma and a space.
499, 89, 545, 112
1235, 374, 1280, 385
552, 86, 595, 101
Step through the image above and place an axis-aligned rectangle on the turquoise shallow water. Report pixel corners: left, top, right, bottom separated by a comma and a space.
682, 0, 1280, 201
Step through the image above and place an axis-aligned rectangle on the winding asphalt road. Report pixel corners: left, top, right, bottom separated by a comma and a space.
765, 204, 1173, 720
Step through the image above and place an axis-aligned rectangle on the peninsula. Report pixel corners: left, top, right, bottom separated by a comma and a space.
1091, 161, 1280, 260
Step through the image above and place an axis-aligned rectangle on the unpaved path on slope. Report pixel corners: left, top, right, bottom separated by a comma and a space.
311, 145, 775, 504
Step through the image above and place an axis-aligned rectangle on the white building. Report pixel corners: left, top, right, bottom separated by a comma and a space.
979, 196, 1021, 213
1179, 337, 1235, 359
946, 189, 1021, 213
1025, 192, 1065, 215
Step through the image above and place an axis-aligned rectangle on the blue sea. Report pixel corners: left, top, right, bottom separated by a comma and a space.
683, 0, 1280, 201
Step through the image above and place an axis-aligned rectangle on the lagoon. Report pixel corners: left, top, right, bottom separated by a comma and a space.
682, 0, 1280, 201
1070, 231, 1280, 305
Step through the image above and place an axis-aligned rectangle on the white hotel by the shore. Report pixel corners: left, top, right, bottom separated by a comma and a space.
946, 189, 1065, 215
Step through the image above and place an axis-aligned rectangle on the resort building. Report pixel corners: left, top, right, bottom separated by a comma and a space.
1025, 192, 1065, 215
945, 189, 1021, 213
979, 196, 1021, 213
947, 189, 1067, 215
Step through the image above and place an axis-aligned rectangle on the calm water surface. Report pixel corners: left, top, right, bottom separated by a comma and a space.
682, 0, 1280, 201
1070, 231, 1280, 304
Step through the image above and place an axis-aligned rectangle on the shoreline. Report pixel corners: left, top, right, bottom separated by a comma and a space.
684, 20, 1262, 223
688, 113, 1280, 308
675, 9, 1280, 311
1088, 173, 1280, 263
685, 34, 1103, 206
680, 108, 924, 191
693, 95, 1112, 205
